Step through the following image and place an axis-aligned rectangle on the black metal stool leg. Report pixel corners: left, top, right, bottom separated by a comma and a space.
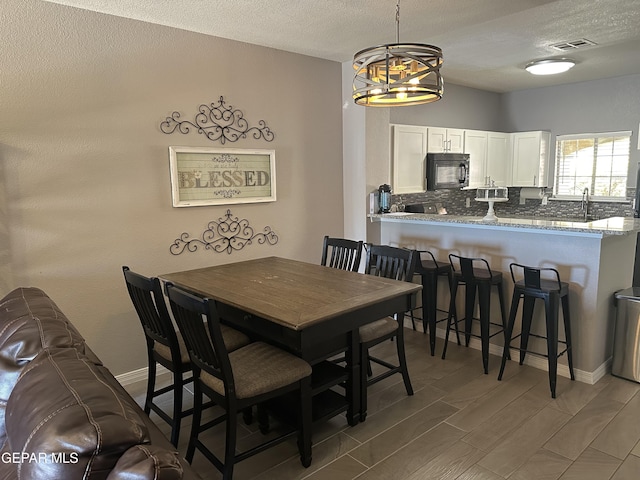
425, 272, 438, 355
441, 278, 459, 360
464, 282, 477, 347
478, 282, 491, 374
561, 294, 575, 381
545, 293, 560, 399
448, 271, 461, 346
496, 281, 511, 360
519, 296, 536, 365
498, 290, 521, 381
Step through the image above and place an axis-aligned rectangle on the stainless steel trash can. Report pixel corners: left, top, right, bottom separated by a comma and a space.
612, 288, 640, 382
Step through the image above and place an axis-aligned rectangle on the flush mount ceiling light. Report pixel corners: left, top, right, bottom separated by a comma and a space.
352, 0, 443, 107
525, 58, 576, 75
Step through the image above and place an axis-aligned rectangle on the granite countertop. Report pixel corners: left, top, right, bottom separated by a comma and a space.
369, 213, 640, 237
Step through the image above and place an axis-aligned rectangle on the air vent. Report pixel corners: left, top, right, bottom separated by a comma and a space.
550, 39, 597, 51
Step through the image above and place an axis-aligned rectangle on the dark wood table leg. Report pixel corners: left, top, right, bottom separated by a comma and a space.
345, 329, 361, 425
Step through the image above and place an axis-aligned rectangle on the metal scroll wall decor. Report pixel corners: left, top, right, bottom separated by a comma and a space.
160, 96, 275, 144
170, 209, 278, 255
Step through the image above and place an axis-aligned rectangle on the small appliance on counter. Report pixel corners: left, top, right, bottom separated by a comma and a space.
378, 184, 392, 213
476, 183, 508, 221
405, 203, 439, 214
426, 153, 470, 190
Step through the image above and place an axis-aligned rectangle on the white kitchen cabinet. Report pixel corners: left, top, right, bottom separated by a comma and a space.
464, 129, 487, 187
511, 131, 551, 187
428, 127, 464, 153
391, 125, 428, 193
486, 131, 510, 186
464, 130, 510, 187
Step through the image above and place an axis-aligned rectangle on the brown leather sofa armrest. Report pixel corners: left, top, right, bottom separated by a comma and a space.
106, 444, 191, 480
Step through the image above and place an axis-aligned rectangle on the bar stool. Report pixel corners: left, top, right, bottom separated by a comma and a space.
498, 263, 575, 398
442, 254, 508, 374
409, 250, 456, 356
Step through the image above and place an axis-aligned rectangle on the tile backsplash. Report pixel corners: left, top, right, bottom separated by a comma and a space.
391, 188, 635, 219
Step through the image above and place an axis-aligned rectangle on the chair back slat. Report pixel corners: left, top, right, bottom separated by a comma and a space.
122, 266, 179, 349
321, 236, 364, 272
165, 284, 235, 396
524, 267, 542, 289
365, 244, 416, 282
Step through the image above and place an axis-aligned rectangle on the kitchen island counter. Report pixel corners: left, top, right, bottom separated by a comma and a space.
368, 213, 640, 384
369, 213, 640, 237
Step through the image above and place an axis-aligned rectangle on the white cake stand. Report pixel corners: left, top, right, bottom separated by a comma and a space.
476, 197, 509, 221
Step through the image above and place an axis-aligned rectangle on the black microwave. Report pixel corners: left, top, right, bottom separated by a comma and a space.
426, 153, 470, 190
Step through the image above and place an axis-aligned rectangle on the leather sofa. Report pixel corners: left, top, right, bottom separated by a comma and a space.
0, 287, 200, 480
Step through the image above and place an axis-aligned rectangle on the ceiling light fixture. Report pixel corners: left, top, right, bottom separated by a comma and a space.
525, 58, 576, 75
352, 0, 443, 107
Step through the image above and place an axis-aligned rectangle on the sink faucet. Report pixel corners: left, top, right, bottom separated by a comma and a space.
581, 187, 590, 221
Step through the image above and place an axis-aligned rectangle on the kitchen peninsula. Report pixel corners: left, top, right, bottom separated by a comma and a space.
368, 213, 640, 384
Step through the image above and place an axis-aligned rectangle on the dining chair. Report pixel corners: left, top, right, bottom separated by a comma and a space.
165, 283, 313, 479
320, 235, 364, 272
122, 266, 250, 446
360, 244, 417, 420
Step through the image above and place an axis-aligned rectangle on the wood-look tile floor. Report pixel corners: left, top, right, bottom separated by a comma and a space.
125, 328, 640, 480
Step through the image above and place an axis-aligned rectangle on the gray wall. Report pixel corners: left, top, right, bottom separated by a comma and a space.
389, 83, 505, 131
1, 0, 344, 375
502, 74, 640, 188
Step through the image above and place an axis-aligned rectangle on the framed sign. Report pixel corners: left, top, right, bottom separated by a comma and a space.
169, 147, 276, 207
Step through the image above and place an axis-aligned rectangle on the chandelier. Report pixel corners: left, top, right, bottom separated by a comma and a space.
352, 0, 443, 107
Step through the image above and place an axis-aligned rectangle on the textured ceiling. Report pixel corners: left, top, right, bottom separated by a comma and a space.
42, 0, 640, 93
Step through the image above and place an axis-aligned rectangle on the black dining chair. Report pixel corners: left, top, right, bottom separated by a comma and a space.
122, 266, 250, 446
320, 235, 364, 272
166, 283, 313, 480
359, 244, 417, 420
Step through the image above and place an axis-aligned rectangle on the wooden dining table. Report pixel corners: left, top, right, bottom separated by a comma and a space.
161, 256, 421, 425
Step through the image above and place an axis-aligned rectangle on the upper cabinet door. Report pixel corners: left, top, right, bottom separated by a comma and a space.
447, 129, 465, 153
392, 125, 428, 193
486, 132, 510, 186
464, 130, 488, 187
511, 131, 551, 187
427, 127, 447, 153
428, 128, 464, 153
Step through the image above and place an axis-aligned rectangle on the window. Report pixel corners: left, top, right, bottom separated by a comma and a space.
554, 131, 631, 198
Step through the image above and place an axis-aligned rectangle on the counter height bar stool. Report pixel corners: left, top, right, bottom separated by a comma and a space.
409, 250, 456, 356
498, 263, 575, 398
320, 235, 364, 272
441, 255, 508, 374
360, 244, 417, 420
166, 284, 313, 480
122, 266, 250, 446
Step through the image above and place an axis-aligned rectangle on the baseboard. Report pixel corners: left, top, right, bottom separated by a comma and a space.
116, 365, 170, 387
405, 318, 610, 385
116, 330, 611, 388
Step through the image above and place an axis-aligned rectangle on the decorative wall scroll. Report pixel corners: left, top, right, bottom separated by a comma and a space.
160, 96, 275, 144
169, 147, 276, 207
169, 209, 278, 255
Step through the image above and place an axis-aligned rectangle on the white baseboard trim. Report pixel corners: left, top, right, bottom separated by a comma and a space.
406, 319, 610, 385
116, 329, 611, 388
116, 365, 170, 387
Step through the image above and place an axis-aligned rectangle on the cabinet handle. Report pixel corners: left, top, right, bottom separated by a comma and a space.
533, 175, 537, 186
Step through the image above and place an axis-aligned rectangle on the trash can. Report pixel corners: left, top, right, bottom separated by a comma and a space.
612, 288, 640, 383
